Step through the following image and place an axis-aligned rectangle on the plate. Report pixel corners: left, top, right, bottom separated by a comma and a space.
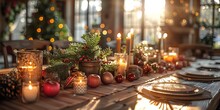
143, 83, 204, 96
152, 82, 196, 93
185, 72, 214, 78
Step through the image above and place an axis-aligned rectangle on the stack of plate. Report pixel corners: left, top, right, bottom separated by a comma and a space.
174, 71, 220, 82
138, 82, 211, 101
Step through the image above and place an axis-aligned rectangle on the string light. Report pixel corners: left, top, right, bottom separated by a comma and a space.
28, 37, 33, 40
102, 30, 107, 35
50, 6, 55, 11
50, 38, 55, 42
106, 37, 111, 42
36, 28, 41, 33
39, 16, 44, 21
48, 46, 52, 51
58, 24, 64, 29
100, 23, 105, 28
108, 29, 112, 34
68, 36, 73, 41
49, 18, 55, 24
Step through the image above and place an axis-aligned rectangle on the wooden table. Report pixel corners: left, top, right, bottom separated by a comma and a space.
1, 60, 220, 110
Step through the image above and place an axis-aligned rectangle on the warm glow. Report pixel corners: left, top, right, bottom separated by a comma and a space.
130, 28, 134, 34
36, 28, 41, 33
145, 0, 165, 22
50, 6, 55, 11
39, 16, 44, 21
28, 37, 33, 40
117, 33, 121, 38
68, 36, 73, 41
107, 29, 112, 34
100, 23, 105, 28
58, 24, 64, 29
81, 0, 88, 11
106, 37, 111, 42
48, 46, 52, 51
127, 33, 131, 38
28, 84, 33, 90
49, 18, 55, 24
102, 30, 107, 35
163, 33, 168, 39
50, 38, 55, 42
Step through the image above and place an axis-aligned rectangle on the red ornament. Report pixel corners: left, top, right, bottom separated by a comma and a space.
101, 72, 114, 85
178, 55, 185, 61
157, 66, 165, 74
87, 74, 101, 88
115, 74, 124, 83
175, 61, 183, 70
126, 73, 136, 82
143, 64, 152, 75
43, 81, 60, 97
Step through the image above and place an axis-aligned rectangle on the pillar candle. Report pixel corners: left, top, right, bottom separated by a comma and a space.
126, 33, 131, 54
116, 33, 121, 53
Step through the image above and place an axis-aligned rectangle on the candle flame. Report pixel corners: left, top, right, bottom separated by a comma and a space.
130, 28, 134, 34
163, 33, 168, 39
169, 52, 177, 56
117, 33, 121, 38
119, 59, 123, 63
28, 84, 33, 90
127, 33, 131, 38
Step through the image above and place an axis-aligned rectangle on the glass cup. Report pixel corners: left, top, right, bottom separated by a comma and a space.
22, 81, 40, 103
114, 53, 128, 75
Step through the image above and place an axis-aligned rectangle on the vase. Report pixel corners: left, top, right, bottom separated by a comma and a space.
78, 61, 101, 76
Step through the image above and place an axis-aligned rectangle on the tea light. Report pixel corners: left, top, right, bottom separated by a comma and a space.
73, 76, 87, 95
118, 59, 127, 75
22, 81, 39, 103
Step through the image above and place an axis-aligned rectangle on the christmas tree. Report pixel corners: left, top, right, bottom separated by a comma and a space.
25, 0, 69, 41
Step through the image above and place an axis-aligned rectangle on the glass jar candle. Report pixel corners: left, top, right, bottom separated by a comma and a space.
73, 75, 87, 95
22, 81, 40, 103
114, 53, 128, 75
17, 50, 43, 82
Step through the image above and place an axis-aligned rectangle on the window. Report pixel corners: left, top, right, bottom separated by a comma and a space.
124, 0, 165, 45
200, 0, 220, 48
74, 0, 102, 42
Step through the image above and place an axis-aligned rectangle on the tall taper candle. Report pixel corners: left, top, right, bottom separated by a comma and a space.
126, 33, 131, 54
116, 33, 121, 53
130, 29, 134, 50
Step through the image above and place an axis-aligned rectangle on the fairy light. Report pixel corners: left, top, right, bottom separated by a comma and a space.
100, 23, 105, 28
106, 37, 111, 42
50, 6, 55, 11
50, 38, 55, 42
68, 36, 73, 41
49, 18, 55, 24
28, 37, 33, 40
48, 46, 52, 51
39, 16, 44, 21
58, 24, 64, 29
36, 28, 41, 33
102, 30, 107, 35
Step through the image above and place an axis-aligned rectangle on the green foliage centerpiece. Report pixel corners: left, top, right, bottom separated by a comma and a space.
48, 33, 112, 76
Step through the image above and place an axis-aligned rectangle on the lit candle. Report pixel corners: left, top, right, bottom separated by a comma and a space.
116, 33, 121, 53
163, 33, 168, 51
73, 76, 87, 95
126, 33, 131, 54
117, 59, 127, 75
130, 29, 134, 50
22, 82, 39, 103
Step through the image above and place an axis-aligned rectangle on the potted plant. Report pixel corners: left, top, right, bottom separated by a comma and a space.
48, 33, 112, 76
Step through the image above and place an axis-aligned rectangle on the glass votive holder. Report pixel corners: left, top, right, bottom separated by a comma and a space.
114, 53, 128, 75
17, 50, 43, 82
22, 81, 40, 103
73, 75, 87, 95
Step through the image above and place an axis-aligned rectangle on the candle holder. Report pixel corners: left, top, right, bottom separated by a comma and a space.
114, 53, 128, 75
73, 74, 87, 95
22, 81, 40, 103
17, 50, 43, 82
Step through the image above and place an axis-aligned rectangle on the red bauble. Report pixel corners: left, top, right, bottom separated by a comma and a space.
178, 55, 185, 61
87, 74, 101, 88
101, 72, 114, 85
115, 74, 124, 83
143, 64, 152, 75
175, 61, 183, 70
167, 63, 175, 71
43, 81, 60, 97
127, 73, 136, 82
157, 66, 165, 74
